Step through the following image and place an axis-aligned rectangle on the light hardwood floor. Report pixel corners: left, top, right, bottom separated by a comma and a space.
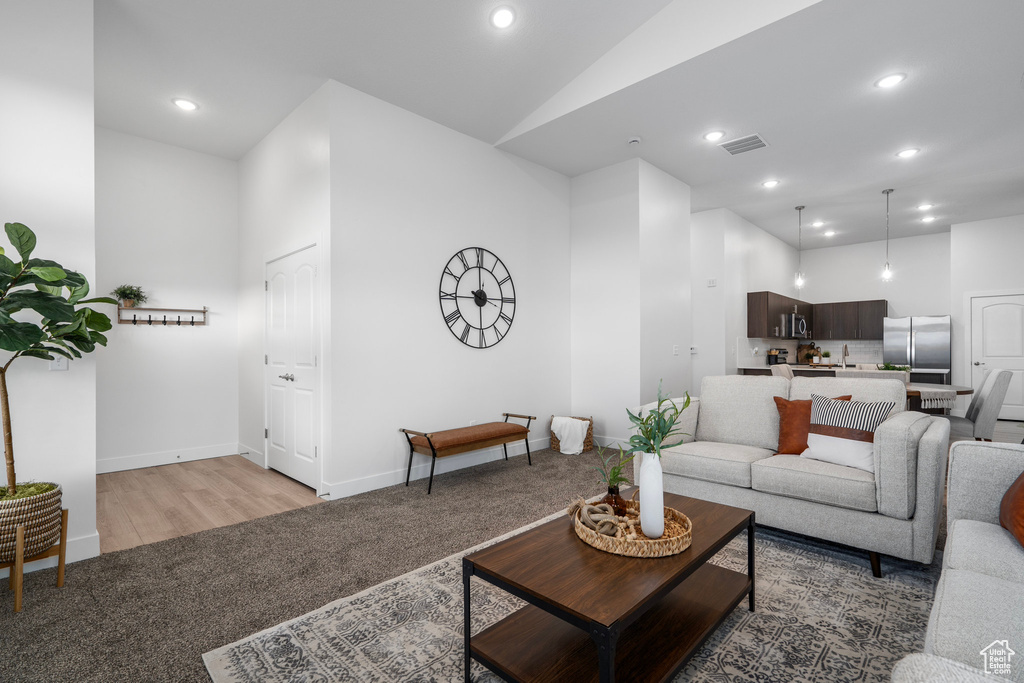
97, 455, 324, 553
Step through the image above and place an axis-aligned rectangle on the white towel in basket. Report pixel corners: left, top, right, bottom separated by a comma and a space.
551, 416, 588, 455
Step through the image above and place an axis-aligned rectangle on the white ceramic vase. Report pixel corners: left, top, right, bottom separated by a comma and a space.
638, 452, 664, 539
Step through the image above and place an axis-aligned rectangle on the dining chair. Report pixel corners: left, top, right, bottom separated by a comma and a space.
770, 365, 794, 380
942, 369, 1012, 442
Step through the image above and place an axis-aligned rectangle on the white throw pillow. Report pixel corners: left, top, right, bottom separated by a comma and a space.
800, 394, 895, 473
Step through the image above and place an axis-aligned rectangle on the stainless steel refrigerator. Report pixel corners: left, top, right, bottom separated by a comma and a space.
883, 315, 951, 384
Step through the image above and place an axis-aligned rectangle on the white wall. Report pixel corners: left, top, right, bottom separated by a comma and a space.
638, 161, 691, 404
238, 85, 332, 478
95, 128, 240, 472
571, 161, 643, 442
327, 80, 572, 496
801, 233, 951, 318
0, 0, 98, 566
950, 214, 1024, 402
690, 208, 799, 387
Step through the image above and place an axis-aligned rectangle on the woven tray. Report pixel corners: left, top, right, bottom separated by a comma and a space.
550, 415, 593, 453
573, 499, 692, 558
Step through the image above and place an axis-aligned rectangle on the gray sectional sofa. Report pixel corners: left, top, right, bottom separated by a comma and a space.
891, 440, 1024, 682
634, 375, 951, 571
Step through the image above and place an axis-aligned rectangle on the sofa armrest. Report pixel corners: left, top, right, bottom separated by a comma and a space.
947, 441, 1024, 529
890, 654, 989, 682
873, 412, 936, 519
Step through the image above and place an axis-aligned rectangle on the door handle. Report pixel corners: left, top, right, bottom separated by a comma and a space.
974, 362, 985, 366
278, 373, 295, 381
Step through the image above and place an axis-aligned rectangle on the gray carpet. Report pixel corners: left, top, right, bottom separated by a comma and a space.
0, 449, 600, 683
203, 521, 939, 683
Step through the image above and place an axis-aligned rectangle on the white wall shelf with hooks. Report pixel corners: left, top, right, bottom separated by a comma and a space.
117, 306, 208, 326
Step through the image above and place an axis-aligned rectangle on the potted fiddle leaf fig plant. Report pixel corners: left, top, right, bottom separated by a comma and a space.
0, 222, 116, 571
625, 382, 690, 539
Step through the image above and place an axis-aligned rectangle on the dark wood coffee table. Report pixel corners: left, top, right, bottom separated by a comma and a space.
462, 492, 754, 683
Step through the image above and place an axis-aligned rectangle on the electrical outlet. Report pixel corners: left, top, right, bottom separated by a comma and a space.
690, 346, 698, 355
49, 356, 69, 371
672, 345, 679, 356
707, 278, 717, 288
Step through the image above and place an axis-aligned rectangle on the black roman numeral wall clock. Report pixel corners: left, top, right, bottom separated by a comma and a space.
439, 247, 515, 349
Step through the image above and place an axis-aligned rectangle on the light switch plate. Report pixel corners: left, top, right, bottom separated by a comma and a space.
50, 356, 69, 371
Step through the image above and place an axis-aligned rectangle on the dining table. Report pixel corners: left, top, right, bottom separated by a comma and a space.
904, 383, 973, 414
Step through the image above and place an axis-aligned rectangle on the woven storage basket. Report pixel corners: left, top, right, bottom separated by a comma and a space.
573, 499, 691, 558
550, 416, 593, 453
0, 484, 62, 563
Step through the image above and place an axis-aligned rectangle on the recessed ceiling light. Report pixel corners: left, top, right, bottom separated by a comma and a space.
875, 73, 906, 89
703, 130, 725, 142
897, 148, 919, 159
490, 7, 515, 28
173, 98, 198, 111
762, 179, 780, 189
811, 221, 824, 228
824, 230, 836, 237
917, 203, 933, 211
922, 216, 936, 223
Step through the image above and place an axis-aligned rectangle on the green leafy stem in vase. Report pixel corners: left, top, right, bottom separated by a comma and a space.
593, 443, 635, 489
625, 381, 691, 458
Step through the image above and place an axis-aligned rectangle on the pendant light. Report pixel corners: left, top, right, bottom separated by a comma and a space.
881, 189, 894, 281
794, 205, 805, 289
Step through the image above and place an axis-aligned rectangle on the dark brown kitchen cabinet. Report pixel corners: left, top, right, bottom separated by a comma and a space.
833, 302, 860, 339
813, 303, 833, 339
858, 300, 888, 339
747, 291, 814, 338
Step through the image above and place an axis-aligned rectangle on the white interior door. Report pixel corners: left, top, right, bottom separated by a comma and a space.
971, 294, 1024, 421
265, 246, 321, 488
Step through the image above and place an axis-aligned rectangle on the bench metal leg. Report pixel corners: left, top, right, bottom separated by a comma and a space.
525, 438, 532, 466
427, 454, 437, 495
502, 443, 509, 461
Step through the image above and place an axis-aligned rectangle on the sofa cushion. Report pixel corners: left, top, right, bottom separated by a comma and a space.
945, 519, 1024, 584
750, 455, 878, 512
695, 376, 789, 451
1000, 470, 1024, 549
890, 654, 990, 683
661, 441, 774, 488
773, 395, 851, 455
801, 394, 896, 473
925, 569, 1024, 674
789, 376, 906, 413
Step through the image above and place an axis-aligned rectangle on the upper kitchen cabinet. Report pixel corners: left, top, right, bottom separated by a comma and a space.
812, 303, 833, 339
747, 291, 814, 338
858, 300, 888, 339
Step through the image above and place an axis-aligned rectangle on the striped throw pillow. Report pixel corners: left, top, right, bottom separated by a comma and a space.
801, 394, 896, 472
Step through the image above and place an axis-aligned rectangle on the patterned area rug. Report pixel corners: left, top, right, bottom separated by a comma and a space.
204, 513, 940, 683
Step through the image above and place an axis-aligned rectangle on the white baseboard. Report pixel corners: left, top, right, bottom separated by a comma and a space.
96, 442, 240, 474
326, 436, 548, 500
0, 531, 99, 579
237, 443, 266, 469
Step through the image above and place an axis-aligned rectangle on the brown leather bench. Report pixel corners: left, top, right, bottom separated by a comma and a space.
400, 413, 535, 494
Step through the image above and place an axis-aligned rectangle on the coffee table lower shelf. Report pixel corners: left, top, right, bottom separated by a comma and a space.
470, 562, 750, 683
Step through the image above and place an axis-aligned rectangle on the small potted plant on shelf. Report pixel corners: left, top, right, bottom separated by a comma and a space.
821, 350, 831, 365
592, 444, 634, 515
0, 222, 116, 598
110, 284, 147, 308
626, 382, 690, 539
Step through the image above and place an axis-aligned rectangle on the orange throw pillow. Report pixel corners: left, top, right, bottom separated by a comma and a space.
774, 395, 852, 455
1000, 470, 1024, 549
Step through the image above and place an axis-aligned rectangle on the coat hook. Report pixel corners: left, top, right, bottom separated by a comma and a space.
148, 315, 152, 325
177, 316, 181, 326
132, 314, 137, 325
190, 316, 194, 326
162, 315, 167, 325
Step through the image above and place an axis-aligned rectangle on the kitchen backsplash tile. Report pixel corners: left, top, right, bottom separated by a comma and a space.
738, 337, 883, 367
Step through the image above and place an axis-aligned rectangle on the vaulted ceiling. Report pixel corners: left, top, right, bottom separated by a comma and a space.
95, 0, 1024, 249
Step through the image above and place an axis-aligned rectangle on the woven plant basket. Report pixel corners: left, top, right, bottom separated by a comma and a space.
573, 498, 692, 559
0, 484, 62, 563
550, 416, 593, 453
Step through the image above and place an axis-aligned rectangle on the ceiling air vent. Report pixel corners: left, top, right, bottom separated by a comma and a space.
719, 134, 768, 155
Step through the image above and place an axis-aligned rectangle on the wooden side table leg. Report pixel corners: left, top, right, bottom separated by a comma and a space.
13, 524, 25, 613
57, 509, 68, 588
